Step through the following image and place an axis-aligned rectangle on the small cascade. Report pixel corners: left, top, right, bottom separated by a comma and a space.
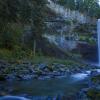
97, 19, 100, 66
71, 73, 88, 81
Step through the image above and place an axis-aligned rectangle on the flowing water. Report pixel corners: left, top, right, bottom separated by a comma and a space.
1, 69, 100, 99
0, 74, 89, 100
98, 19, 100, 66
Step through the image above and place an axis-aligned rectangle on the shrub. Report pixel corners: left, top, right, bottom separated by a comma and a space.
0, 49, 12, 60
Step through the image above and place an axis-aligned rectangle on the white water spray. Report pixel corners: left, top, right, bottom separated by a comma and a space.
0, 96, 30, 100
97, 19, 100, 66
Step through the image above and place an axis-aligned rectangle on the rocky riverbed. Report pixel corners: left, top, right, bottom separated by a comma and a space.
0, 60, 100, 100
78, 73, 100, 100
0, 60, 97, 81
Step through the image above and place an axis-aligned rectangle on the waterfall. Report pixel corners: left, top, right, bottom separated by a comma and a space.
98, 19, 100, 66
97, 19, 100, 66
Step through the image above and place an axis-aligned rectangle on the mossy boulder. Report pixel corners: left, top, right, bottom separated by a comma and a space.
47, 65, 54, 72
91, 75, 100, 84
87, 88, 100, 100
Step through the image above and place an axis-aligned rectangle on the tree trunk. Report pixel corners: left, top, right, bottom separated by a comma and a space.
33, 39, 36, 57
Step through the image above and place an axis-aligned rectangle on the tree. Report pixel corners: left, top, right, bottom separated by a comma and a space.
0, 0, 20, 23
18, 0, 31, 25
0, 0, 21, 49
29, 0, 46, 56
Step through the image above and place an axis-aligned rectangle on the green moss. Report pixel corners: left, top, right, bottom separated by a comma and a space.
91, 75, 100, 83
87, 88, 100, 100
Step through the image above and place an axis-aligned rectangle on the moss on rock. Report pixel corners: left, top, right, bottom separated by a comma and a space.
87, 88, 100, 100
91, 75, 100, 83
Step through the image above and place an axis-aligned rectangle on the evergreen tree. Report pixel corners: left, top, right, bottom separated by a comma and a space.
29, 0, 47, 55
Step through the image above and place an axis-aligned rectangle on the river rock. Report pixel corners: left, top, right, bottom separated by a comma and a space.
38, 63, 47, 70
90, 70, 100, 77
21, 75, 35, 80
6, 74, 16, 81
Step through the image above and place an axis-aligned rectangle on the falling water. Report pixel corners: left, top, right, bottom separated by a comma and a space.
97, 19, 100, 66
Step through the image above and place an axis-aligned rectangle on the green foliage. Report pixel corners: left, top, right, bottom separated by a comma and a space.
88, 38, 96, 45
31, 56, 84, 68
12, 46, 26, 59
0, 0, 19, 23
31, 0, 47, 40
74, 24, 91, 33
57, 0, 76, 10
0, 0, 47, 53
79, 36, 96, 45
18, 0, 32, 24
91, 75, 100, 83
79, 36, 87, 41
12, 46, 36, 60
0, 49, 13, 60
0, 48, 34, 61
0, 23, 23, 49
0, 0, 99, 60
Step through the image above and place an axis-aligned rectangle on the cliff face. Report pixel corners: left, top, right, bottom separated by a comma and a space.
47, 0, 96, 24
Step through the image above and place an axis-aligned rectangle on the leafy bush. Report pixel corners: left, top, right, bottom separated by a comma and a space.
0, 49, 12, 60
79, 36, 96, 45
0, 48, 34, 60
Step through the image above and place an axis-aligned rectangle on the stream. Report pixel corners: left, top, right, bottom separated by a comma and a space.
0, 68, 100, 100
0, 71, 92, 100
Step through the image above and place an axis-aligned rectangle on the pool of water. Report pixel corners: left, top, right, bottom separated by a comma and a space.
0, 75, 88, 97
